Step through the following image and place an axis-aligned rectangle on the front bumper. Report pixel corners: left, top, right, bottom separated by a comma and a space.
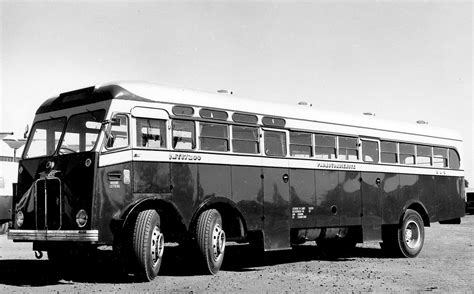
8, 229, 99, 242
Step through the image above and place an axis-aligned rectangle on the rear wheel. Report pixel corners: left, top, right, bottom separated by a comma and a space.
196, 209, 226, 274
132, 209, 164, 281
382, 209, 424, 258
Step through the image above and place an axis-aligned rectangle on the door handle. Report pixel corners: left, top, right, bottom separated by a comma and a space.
282, 174, 289, 183
375, 178, 381, 186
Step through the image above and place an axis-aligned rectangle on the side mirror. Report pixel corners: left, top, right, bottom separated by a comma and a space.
106, 134, 115, 148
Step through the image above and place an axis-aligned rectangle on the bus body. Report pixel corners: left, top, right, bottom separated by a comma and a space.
8, 82, 465, 280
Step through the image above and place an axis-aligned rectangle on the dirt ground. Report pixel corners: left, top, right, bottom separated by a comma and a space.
0, 215, 472, 293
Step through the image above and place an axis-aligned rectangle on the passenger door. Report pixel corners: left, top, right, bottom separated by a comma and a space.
262, 129, 291, 250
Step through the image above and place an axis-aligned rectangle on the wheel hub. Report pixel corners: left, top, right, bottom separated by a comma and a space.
151, 225, 164, 266
212, 223, 226, 260
405, 220, 421, 249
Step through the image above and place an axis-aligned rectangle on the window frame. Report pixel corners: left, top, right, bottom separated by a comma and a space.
172, 119, 196, 150
198, 121, 230, 152
135, 117, 168, 149
104, 113, 130, 152
289, 131, 313, 158
337, 136, 360, 161
231, 125, 260, 154
361, 138, 380, 163
263, 128, 288, 157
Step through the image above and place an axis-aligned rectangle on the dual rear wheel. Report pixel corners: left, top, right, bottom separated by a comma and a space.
130, 208, 225, 281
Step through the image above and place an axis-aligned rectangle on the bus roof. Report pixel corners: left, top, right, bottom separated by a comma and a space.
39, 81, 462, 142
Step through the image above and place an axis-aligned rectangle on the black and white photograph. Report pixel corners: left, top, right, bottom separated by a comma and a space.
0, 1, 472, 292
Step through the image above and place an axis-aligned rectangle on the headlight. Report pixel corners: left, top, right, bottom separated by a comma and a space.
75, 209, 88, 228
15, 211, 24, 228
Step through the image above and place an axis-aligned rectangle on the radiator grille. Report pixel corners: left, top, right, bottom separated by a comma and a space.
35, 178, 62, 230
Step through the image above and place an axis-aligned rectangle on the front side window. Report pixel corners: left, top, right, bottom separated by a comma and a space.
60, 110, 106, 154
232, 126, 259, 154
200, 123, 228, 152
172, 120, 195, 150
338, 136, 359, 161
24, 117, 66, 158
290, 132, 312, 158
136, 118, 166, 148
449, 149, 460, 169
265, 130, 287, 157
106, 114, 129, 150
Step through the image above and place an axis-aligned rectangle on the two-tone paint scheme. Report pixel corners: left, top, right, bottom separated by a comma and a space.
8, 82, 465, 278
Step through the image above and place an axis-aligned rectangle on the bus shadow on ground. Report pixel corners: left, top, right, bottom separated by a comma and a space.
0, 244, 387, 285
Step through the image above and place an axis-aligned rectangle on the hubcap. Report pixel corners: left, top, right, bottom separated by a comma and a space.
151, 225, 164, 267
404, 220, 421, 249
212, 223, 226, 261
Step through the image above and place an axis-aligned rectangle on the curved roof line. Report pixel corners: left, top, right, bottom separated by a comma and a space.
99, 81, 461, 141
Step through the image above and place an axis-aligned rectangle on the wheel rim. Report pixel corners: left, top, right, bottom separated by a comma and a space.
404, 220, 421, 249
151, 225, 164, 267
212, 223, 226, 261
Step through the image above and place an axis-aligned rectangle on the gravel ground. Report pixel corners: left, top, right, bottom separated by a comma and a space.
0, 214, 472, 293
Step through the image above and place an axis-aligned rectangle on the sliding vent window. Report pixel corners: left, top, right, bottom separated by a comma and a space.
338, 137, 359, 161
172, 120, 195, 150
381, 141, 398, 163
232, 126, 259, 154
290, 132, 312, 158
400, 143, 415, 165
416, 145, 432, 166
362, 140, 379, 163
433, 147, 448, 168
200, 123, 229, 152
136, 118, 166, 148
314, 134, 336, 159
264, 131, 287, 157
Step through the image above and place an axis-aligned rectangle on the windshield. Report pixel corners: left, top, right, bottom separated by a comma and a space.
59, 110, 106, 154
24, 117, 67, 158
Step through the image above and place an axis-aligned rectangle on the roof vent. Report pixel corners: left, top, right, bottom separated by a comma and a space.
416, 120, 428, 125
363, 112, 376, 116
217, 89, 233, 95
298, 101, 312, 107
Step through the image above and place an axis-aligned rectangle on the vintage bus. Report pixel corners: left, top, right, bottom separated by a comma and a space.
8, 82, 465, 281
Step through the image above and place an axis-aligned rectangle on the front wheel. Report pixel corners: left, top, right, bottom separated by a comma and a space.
196, 209, 226, 274
382, 209, 425, 258
132, 209, 165, 281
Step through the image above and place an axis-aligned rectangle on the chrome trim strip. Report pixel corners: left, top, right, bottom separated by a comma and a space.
7, 230, 99, 242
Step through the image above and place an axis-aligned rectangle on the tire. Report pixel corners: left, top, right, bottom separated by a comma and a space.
132, 209, 164, 281
382, 209, 424, 258
196, 209, 226, 274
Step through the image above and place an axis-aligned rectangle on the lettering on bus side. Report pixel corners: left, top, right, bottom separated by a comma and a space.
169, 153, 202, 161
316, 162, 356, 170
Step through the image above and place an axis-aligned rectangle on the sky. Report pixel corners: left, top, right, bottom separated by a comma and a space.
0, 1, 472, 180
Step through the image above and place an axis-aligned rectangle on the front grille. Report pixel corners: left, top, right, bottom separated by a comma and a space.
35, 178, 62, 230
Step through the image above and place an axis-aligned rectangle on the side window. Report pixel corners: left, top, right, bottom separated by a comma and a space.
314, 134, 336, 159
172, 120, 195, 150
449, 148, 460, 169
380, 141, 398, 163
362, 140, 379, 163
136, 118, 167, 148
290, 132, 312, 158
433, 147, 448, 168
338, 136, 359, 161
416, 145, 432, 166
399, 143, 415, 165
199, 123, 228, 152
264, 130, 287, 157
232, 126, 259, 154
106, 114, 129, 150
